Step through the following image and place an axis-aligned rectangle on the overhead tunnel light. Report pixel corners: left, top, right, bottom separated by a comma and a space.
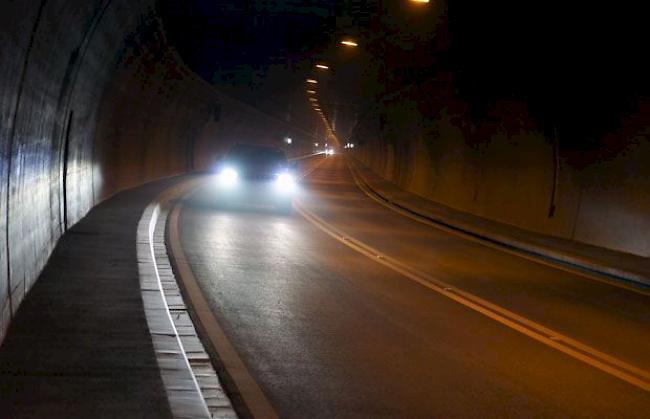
306, 79, 318, 84
316, 64, 329, 70
340, 40, 358, 47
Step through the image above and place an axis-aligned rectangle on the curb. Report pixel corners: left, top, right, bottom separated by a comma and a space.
346, 157, 650, 289
137, 178, 238, 419
161, 157, 328, 419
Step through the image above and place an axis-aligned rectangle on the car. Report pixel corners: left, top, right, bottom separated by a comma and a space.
212, 144, 297, 213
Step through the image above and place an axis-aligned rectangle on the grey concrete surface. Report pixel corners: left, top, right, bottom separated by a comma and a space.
138, 180, 236, 419
176, 156, 650, 418
347, 156, 650, 287
342, 83, 650, 258
0, 177, 184, 418
0, 1, 317, 344
0, 0, 219, 344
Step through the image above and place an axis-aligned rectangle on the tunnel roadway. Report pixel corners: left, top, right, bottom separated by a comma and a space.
173, 155, 650, 418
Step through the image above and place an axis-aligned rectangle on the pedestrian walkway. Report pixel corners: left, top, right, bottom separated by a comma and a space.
0, 177, 184, 418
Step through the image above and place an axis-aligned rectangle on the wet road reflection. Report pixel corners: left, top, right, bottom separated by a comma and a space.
177, 159, 650, 418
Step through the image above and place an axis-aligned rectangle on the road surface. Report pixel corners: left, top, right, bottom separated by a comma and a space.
174, 156, 650, 418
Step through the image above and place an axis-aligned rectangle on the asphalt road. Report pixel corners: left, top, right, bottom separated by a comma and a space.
176, 156, 650, 418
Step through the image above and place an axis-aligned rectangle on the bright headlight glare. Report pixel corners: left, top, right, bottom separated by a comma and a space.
218, 167, 238, 185
275, 172, 295, 189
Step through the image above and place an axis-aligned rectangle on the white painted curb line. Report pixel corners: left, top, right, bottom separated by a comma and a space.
137, 180, 237, 419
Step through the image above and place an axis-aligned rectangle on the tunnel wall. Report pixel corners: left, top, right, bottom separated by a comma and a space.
0, 0, 210, 342
0, 1, 199, 343
348, 84, 650, 258
0, 0, 321, 343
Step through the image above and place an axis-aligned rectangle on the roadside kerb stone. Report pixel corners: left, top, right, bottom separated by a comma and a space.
137, 178, 238, 419
347, 157, 650, 288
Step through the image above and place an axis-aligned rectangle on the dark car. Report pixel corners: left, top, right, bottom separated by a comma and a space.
212, 144, 297, 213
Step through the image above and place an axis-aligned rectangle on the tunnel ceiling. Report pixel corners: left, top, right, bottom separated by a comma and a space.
158, 0, 336, 78
158, 0, 649, 148
157, 0, 344, 131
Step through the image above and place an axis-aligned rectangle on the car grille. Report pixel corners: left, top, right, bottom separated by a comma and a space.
243, 173, 275, 181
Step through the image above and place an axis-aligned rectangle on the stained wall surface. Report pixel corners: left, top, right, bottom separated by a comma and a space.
0, 0, 315, 343
346, 83, 650, 258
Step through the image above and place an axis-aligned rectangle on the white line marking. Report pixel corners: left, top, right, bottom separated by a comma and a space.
138, 191, 213, 419
163, 159, 328, 419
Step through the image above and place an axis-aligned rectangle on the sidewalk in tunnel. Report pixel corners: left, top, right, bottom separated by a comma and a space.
348, 157, 650, 289
0, 177, 188, 418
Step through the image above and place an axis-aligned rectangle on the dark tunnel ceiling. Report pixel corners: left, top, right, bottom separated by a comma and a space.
158, 0, 649, 146
158, 0, 337, 77
158, 0, 344, 127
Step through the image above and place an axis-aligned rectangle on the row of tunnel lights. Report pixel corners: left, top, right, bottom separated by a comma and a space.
304, 38, 360, 148
307, 0, 429, 124
307, 0, 430, 145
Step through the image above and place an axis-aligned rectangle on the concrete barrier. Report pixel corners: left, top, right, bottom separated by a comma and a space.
346, 84, 650, 259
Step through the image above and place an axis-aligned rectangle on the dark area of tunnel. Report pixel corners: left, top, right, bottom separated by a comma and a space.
1, 0, 649, 388
447, 2, 648, 157
0, 2, 648, 417
155, 0, 648, 258
159, 0, 649, 157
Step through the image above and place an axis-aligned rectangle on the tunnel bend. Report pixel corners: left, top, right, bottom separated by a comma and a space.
0, 0, 315, 341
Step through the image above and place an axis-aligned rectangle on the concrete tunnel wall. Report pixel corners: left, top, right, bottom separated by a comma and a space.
345, 81, 650, 258
0, 0, 316, 343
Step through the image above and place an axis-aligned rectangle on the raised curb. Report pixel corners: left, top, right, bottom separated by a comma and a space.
347, 157, 650, 288
137, 179, 238, 419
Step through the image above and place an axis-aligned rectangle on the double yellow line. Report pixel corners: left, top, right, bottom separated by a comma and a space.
294, 184, 650, 393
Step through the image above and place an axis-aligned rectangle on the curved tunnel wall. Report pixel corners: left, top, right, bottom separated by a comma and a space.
0, 0, 212, 341
0, 0, 316, 342
346, 82, 650, 258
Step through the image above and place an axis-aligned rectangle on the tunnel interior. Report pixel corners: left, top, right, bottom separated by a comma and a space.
1, 0, 648, 344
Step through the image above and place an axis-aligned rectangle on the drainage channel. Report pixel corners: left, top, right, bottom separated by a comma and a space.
137, 178, 237, 419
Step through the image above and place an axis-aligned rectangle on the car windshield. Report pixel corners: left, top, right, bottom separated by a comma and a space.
226, 144, 287, 167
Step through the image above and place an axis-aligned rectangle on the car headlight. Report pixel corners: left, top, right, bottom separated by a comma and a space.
218, 167, 239, 186
275, 172, 295, 190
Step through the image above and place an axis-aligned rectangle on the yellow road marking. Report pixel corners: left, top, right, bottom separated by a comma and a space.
294, 200, 650, 393
168, 203, 280, 419
344, 158, 650, 297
